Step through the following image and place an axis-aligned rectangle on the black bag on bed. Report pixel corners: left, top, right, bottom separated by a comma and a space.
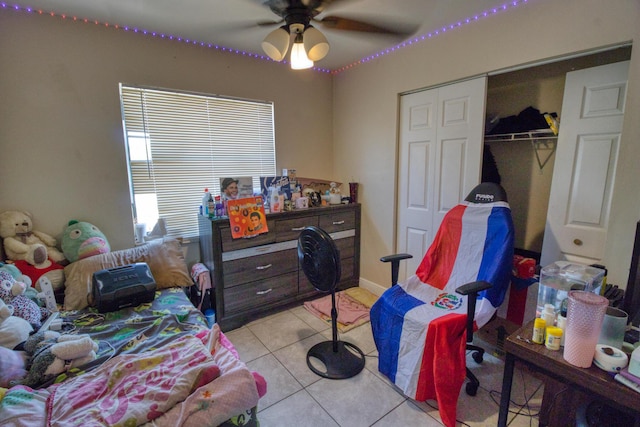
92, 263, 157, 312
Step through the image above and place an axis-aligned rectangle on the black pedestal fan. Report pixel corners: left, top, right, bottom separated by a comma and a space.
297, 226, 365, 379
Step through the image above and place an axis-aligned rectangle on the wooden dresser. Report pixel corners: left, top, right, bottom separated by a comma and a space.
198, 203, 361, 331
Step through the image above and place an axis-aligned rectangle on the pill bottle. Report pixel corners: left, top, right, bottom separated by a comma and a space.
532, 318, 546, 344
545, 326, 562, 350
542, 303, 556, 326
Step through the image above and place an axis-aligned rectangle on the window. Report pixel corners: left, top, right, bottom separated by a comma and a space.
119, 85, 276, 239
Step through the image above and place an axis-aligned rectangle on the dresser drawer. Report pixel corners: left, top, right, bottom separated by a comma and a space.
334, 237, 355, 259
223, 248, 298, 288
220, 219, 277, 252
319, 209, 355, 233
224, 272, 298, 314
275, 216, 319, 242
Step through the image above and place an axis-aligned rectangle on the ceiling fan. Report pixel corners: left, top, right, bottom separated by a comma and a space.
257, 0, 417, 69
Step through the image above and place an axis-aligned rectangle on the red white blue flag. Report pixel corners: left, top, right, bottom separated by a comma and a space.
371, 201, 514, 427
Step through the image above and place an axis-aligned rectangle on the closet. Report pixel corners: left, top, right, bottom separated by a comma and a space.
482, 46, 632, 258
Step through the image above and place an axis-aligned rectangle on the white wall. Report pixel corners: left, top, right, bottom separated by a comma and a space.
0, 11, 333, 252
332, 0, 640, 290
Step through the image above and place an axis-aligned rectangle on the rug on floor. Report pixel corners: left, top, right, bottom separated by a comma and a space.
303, 287, 378, 332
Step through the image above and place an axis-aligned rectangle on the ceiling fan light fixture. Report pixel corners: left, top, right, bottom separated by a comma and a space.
303, 26, 329, 61
290, 33, 313, 70
261, 25, 290, 61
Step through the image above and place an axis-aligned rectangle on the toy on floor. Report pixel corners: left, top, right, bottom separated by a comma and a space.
14, 330, 98, 388
0, 299, 33, 350
0, 271, 49, 329
0, 210, 66, 266
61, 220, 110, 263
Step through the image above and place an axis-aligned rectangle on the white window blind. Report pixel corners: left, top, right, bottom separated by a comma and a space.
119, 85, 276, 239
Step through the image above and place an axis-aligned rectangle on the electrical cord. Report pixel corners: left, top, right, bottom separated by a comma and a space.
488, 367, 549, 425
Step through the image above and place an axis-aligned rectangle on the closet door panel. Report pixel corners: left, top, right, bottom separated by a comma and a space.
397, 77, 486, 281
541, 61, 628, 265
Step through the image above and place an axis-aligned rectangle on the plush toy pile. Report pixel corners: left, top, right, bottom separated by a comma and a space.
0, 271, 48, 329
0, 212, 108, 390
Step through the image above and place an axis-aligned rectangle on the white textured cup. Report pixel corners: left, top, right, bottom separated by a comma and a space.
563, 291, 608, 368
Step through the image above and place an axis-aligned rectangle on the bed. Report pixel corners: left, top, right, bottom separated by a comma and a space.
0, 237, 264, 427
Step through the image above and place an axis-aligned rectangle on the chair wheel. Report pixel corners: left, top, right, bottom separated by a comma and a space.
466, 381, 478, 396
472, 351, 483, 364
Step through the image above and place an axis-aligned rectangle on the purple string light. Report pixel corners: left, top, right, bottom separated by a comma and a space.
1, 1, 528, 75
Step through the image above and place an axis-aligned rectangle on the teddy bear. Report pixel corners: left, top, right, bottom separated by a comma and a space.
0, 298, 33, 350
13, 330, 98, 388
0, 210, 66, 266
61, 220, 110, 263
0, 271, 49, 329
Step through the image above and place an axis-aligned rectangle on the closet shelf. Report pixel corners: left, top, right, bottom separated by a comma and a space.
484, 128, 557, 170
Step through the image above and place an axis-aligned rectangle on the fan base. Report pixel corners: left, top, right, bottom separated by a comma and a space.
306, 340, 365, 379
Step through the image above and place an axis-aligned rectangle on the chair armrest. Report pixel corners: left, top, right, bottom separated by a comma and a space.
380, 253, 413, 286
455, 280, 491, 343
380, 253, 413, 263
455, 280, 492, 295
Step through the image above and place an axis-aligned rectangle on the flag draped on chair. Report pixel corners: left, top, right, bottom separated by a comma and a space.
371, 201, 513, 427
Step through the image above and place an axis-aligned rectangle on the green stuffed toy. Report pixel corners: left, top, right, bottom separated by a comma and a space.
61, 220, 110, 263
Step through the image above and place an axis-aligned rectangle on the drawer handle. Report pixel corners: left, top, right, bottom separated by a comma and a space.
256, 288, 273, 295
573, 238, 583, 246
291, 226, 306, 231
256, 264, 272, 270
332, 220, 345, 225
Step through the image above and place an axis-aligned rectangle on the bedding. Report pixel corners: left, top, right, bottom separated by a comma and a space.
0, 288, 263, 427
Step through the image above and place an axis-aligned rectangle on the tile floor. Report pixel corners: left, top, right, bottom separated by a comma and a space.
225, 305, 545, 427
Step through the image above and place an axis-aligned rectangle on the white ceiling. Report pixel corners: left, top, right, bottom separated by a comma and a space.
9, 0, 515, 71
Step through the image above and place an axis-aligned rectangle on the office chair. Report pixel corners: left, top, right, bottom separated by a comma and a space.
298, 226, 366, 379
370, 182, 514, 427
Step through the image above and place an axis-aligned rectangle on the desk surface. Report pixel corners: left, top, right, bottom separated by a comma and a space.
506, 319, 640, 412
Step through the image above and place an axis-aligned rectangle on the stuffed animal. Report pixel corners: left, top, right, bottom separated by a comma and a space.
0, 210, 66, 266
0, 271, 48, 329
0, 262, 32, 287
0, 299, 33, 350
12, 259, 65, 292
61, 220, 110, 263
14, 330, 98, 388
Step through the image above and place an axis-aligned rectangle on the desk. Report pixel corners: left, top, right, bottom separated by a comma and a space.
498, 319, 640, 426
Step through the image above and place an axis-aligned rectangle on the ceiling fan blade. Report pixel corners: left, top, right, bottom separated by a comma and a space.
257, 19, 285, 26
317, 15, 417, 36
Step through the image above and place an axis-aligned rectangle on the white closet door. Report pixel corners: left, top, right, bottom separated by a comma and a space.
397, 77, 487, 281
541, 61, 629, 266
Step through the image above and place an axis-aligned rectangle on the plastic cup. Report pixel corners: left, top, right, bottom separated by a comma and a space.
598, 306, 628, 349
563, 290, 609, 367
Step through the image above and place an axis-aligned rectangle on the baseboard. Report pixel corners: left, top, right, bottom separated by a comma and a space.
358, 277, 387, 296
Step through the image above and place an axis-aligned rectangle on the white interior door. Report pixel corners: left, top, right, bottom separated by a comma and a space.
541, 61, 629, 266
397, 77, 487, 281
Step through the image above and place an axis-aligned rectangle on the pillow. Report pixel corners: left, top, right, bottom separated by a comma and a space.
64, 237, 192, 310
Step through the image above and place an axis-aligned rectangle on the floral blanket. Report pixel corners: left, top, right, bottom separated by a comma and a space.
0, 288, 261, 427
